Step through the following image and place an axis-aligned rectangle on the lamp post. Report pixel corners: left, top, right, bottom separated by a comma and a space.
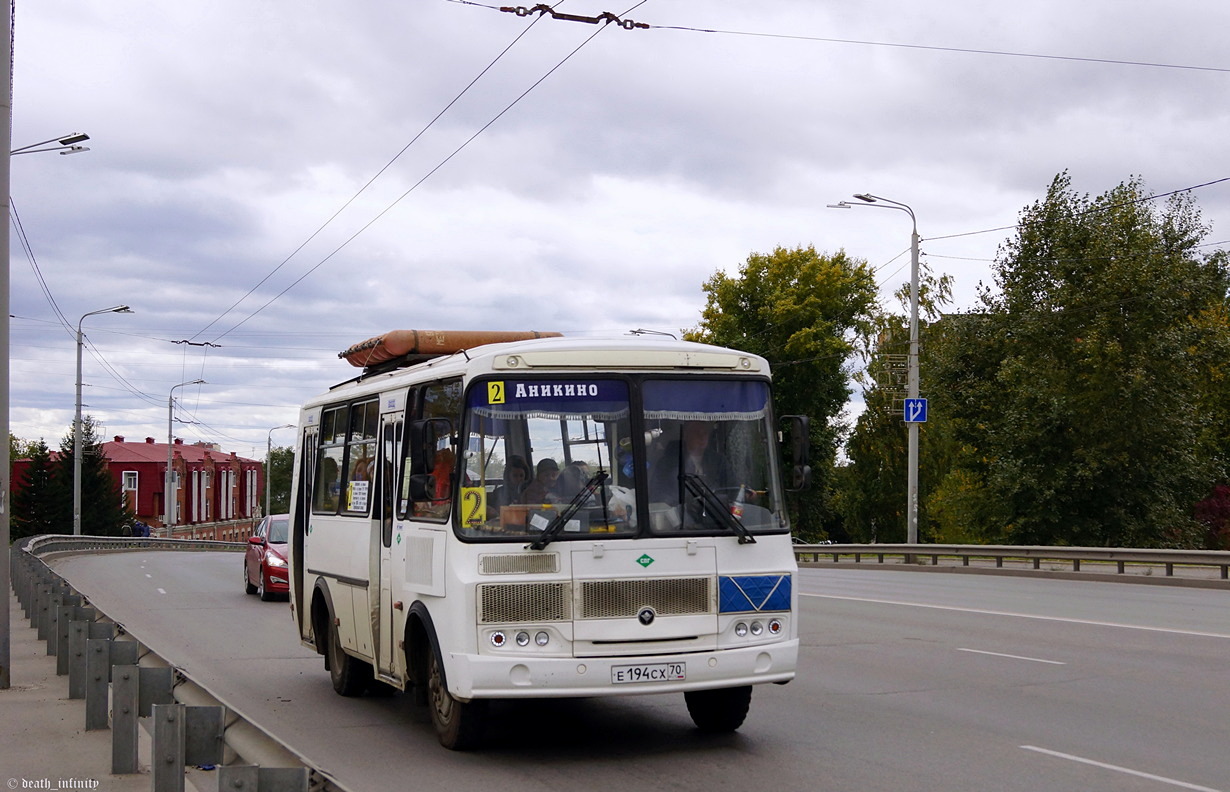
166, 379, 206, 534
73, 305, 133, 535
266, 424, 294, 518
10, 132, 91, 156
4, 126, 92, 686
829, 193, 921, 547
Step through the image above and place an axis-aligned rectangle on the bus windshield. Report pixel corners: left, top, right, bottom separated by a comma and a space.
642, 378, 785, 536
458, 376, 787, 542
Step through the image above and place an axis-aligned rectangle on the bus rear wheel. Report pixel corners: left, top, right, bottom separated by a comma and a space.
327, 619, 371, 697
685, 685, 753, 733
426, 645, 486, 750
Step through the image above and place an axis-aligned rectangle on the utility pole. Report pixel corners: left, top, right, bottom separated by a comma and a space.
829, 193, 924, 549
1, 0, 13, 690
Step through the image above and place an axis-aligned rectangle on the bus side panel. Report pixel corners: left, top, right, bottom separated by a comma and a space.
306, 516, 374, 655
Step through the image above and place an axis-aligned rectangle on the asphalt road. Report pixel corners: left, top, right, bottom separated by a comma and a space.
50, 551, 1230, 792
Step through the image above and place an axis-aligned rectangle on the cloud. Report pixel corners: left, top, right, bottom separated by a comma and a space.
8, 0, 1228, 451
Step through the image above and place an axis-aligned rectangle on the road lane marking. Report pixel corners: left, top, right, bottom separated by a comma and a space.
145, 573, 152, 578
1021, 745, 1223, 791
157, 588, 167, 595
956, 647, 1065, 665
800, 592, 1230, 639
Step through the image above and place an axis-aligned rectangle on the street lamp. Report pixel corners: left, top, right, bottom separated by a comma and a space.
829, 193, 922, 548
166, 379, 206, 534
74, 305, 133, 535
266, 424, 295, 518
10, 132, 91, 156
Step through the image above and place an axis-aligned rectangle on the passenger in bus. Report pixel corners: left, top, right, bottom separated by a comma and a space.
488, 455, 530, 516
430, 448, 455, 501
350, 450, 375, 482
319, 457, 340, 510
649, 421, 734, 504
520, 458, 560, 504
554, 461, 591, 501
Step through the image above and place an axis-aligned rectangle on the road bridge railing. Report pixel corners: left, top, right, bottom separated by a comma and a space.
794, 543, 1230, 587
10, 534, 347, 792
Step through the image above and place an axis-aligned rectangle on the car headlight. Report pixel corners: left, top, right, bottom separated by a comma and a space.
265, 555, 287, 568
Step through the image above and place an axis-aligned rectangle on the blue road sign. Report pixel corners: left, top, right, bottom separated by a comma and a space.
904, 398, 928, 423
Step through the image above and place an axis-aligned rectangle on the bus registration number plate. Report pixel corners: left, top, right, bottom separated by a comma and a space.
611, 662, 686, 684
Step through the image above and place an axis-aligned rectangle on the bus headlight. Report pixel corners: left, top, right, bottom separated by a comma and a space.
490, 631, 507, 648
515, 631, 531, 647
768, 618, 783, 635
750, 621, 764, 636
734, 622, 748, 637
535, 631, 550, 647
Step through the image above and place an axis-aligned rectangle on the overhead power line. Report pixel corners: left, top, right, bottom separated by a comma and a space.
203, 2, 647, 345
928, 176, 1230, 242
451, 1, 1230, 73
189, 1, 562, 344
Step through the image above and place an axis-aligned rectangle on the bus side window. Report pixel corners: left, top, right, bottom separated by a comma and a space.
313, 405, 347, 513
342, 399, 379, 514
397, 388, 418, 519
381, 420, 400, 547
402, 379, 461, 521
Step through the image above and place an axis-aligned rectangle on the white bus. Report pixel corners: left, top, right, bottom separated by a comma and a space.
288, 330, 808, 749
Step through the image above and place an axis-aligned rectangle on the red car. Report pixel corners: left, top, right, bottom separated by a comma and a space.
244, 514, 289, 601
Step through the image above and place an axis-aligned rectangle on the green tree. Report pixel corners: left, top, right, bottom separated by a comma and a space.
267, 445, 295, 514
12, 439, 66, 542
930, 173, 1230, 547
687, 245, 881, 537
52, 416, 131, 536
10, 433, 39, 462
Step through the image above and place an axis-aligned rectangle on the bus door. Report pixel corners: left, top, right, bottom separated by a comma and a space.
292, 424, 318, 639
374, 413, 403, 678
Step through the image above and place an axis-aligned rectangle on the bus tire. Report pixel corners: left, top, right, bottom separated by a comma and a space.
684, 685, 753, 733
426, 642, 486, 750
327, 618, 372, 697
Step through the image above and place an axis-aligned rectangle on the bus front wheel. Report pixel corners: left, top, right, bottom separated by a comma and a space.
327, 619, 371, 697
684, 685, 753, 732
426, 646, 486, 750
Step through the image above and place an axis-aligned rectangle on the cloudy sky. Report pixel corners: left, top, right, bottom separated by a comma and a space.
9, 0, 1229, 459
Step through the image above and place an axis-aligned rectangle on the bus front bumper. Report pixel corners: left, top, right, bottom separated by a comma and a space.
447, 639, 799, 700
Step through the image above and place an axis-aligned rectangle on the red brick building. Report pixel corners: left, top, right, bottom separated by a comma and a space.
104, 436, 265, 528
14, 438, 262, 528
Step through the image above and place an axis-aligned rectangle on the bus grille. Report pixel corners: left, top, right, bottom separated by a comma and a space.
478, 582, 572, 623
479, 553, 559, 575
579, 577, 712, 619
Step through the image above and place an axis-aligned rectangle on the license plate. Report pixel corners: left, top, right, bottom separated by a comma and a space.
611, 662, 686, 684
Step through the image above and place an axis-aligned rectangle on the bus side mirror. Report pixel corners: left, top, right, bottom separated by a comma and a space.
408, 418, 453, 475
783, 415, 812, 492
407, 473, 434, 501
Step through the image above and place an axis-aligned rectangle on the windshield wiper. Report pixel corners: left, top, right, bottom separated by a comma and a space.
527, 471, 610, 551
681, 474, 756, 544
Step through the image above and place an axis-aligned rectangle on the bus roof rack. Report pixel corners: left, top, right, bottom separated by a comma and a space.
339, 329, 562, 373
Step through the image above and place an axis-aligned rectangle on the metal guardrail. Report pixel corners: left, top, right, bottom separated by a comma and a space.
794, 543, 1230, 584
25, 534, 245, 556
11, 534, 344, 792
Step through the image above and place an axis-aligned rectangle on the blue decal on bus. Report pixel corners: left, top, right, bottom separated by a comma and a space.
718, 575, 791, 613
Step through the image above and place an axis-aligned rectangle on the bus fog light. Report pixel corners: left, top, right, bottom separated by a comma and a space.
768, 619, 783, 635
535, 631, 550, 647
750, 621, 764, 636
734, 622, 748, 637
515, 631, 531, 647
490, 631, 507, 648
